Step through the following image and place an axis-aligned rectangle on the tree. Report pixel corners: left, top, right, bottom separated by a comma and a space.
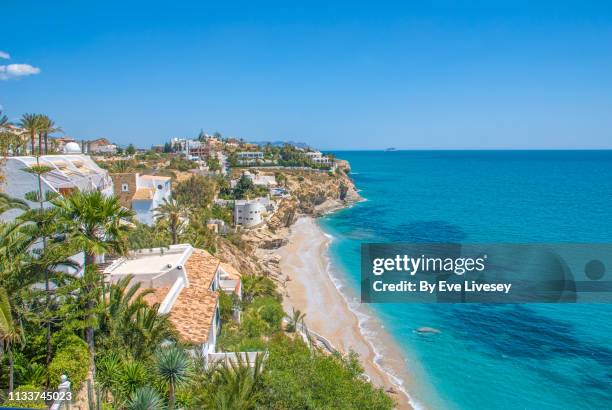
51, 191, 134, 385
0, 110, 9, 129
241, 275, 279, 304
154, 198, 188, 245
0, 193, 29, 215
99, 275, 173, 361
285, 308, 306, 333
207, 156, 221, 172
109, 160, 136, 173
212, 352, 266, 409
197, 129, 206, 141
37, 115, 62, 155
156, 345, 190, 410
174, 175, 217, 209
18, 113, 41, 155
0, 287, 23, 393
126, 144, 136, 155
233, 174, 255, 199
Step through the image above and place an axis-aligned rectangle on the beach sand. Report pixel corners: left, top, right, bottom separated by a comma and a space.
276, 217, 415, 409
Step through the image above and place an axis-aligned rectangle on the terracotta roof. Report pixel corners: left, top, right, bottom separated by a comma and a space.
139, 286, 170, 306
140, 175, 171, 181
168, 249, 221, 345
132, 187, 154, 200
90, 138, 112, 145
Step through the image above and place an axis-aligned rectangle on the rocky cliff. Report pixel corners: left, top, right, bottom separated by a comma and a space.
215, 161, 360, 281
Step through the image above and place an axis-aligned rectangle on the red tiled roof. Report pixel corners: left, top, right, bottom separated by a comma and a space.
168, 249, 220, 345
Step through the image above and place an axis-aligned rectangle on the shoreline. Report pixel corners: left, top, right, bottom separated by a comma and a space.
272, 216, 417, 410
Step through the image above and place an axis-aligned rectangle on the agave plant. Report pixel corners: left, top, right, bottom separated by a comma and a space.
127, 386, 166, 410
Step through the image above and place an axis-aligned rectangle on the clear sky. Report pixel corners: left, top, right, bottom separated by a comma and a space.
1, 1, 612, 149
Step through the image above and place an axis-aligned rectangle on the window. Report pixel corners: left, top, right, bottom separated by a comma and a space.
121, 183, 129, 192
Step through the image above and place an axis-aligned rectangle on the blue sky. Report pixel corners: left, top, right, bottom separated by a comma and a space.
1, 1, 612, 149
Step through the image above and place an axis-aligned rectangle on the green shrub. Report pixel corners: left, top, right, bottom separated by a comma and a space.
219, 291, 234, 323
260, 336, 394, 410
48, 335, 89, 392
242, 310, 268, 338
249, 296, 284, 331
236, 337, 267, 352
2, 384, 46, 409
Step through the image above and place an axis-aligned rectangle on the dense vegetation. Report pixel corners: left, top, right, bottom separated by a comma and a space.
0, 113, 392, 409
219, 173, 269, 200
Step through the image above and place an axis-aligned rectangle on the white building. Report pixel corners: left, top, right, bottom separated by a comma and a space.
233, 197, 275, 228
111, 173, 171, 226
231, 171, 276, 188
237, 151, 264, 165
88, 138, 118, 154
305, 151, 331, 165
103, 244, 241, 356
0, 152, 114, 221
170, 138, 209, 160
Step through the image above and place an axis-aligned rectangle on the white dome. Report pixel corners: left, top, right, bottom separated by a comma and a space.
63, 142, 82, 154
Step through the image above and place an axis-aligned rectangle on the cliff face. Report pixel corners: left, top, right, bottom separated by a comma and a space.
269, 165, 360, 228
215, 160, 360, 281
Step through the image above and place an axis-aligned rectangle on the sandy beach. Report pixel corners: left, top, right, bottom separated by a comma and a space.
275, 217, 415, 409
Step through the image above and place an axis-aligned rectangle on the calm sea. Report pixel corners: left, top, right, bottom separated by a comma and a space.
320, 151, 612, 410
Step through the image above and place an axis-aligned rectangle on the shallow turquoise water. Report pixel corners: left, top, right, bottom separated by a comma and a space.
320, 151, 612, 410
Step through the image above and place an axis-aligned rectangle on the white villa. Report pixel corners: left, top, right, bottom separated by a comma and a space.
0, 152, 113, 221
214, 196, 276, 228
111, 173, 172, 225
305, 151, 331, 165
237, 151, 264, 165
87, 138, 118, 154
103, 244, 241, 357
231, 171, 277, 188
233, 197, 275, 228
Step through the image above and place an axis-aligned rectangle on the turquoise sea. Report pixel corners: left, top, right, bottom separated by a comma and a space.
320, 151, 612, 410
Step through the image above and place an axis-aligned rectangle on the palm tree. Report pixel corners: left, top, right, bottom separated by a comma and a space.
52, 191, 134, 385
100, 275, 173, 361
109, 160, 135, 173
0, 110, 10, 131
0, 193, 29, 215
0, 287, 23, 393
154, 198, 188, 245
18, 113, 41, 156
241, 275, 278, 304
213, 352, 266, 409
127, 386, 166, 410
285, 307, 306, 333
155, 345, 190, 410
37, 115, 62, 155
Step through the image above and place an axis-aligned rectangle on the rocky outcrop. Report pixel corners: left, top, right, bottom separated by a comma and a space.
217, 160, 360, 283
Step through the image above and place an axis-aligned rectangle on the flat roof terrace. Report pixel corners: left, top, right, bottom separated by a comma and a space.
103, 245, 194, 291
